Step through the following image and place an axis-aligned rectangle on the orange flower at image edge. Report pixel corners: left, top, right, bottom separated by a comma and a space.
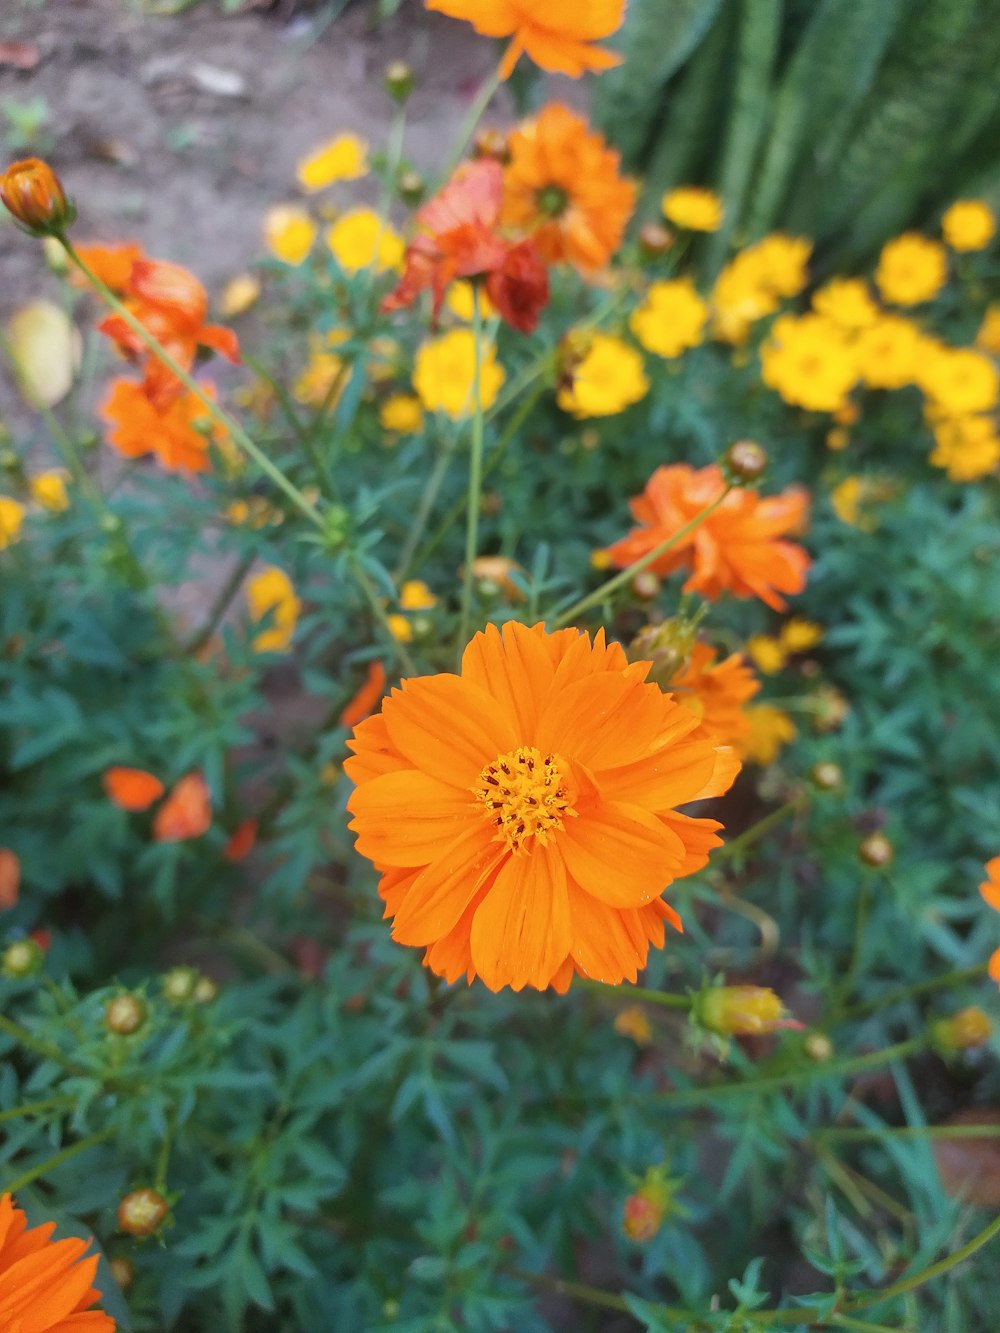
979, 856, 1000, 984
605, 464, 811, 612
345, 621, 739, 993
0, 1192, 115, 1332
425, 0, 625, 79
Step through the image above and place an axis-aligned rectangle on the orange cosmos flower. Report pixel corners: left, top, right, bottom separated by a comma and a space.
100, 377, 227, 473
345, 621, 739, 992
152, 772, 212, 842
98, 259, 240, 409
71, 241, 144, 295
103, 766, 165, 811
980, 856, 1000, 912
425, 0, 624, 79
340, 660, 388, 729
667, 642, 760, 748
0, 1191, 114, 1332
0, 849, 20, 910
503, 103, 636, 273
604, 463, 811, 612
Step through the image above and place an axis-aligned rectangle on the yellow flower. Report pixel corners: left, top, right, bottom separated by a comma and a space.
293, 351, 347, 407
326, 209, 403, 274
0, 496, 25, 549
919, 346, 999, 417
780, 619, 823, 653
247, 566, 300, 653
826, 427, 850, 451
661, 185, 723, 233
264, 205, 317, 266
709, 235, 811, 345
590, 548, 613, 570
811, 278, 879, 331
227, 496, 282, 528
855, 314, 923, 390
613, 1005, 653, 1045
749, 234, 812, 298
219, 273, 261, 317
739, 703, 796, 765
386, 613, 413, 643
977, 305, 1000, 356
630, 278, 708, 359
29, 470, 69, 512
412, 329, 505, 419
379, 393, 424, 434
399, 580, 437, 611
760, 313, 858, 413
557, 332, 649, 418
929, 414, 1000, 482
745, 635, 787, 675
941, 200, 996, 252
875, 233, 947, 306
830, 475, 889, 531
445, 280, 496, 322
297, 133, 369, 192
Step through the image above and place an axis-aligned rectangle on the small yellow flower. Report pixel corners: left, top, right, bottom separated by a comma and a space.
293, 350, 348, 407
811, 278, 879, 331
590, 549, 613, 571
739, 703, 796, 765
326, 209, 403, 275
614, 1005, 653, 1046
830, 475, 890, 531
630, 278, 708, 359
929, 414, 1000, 482
760, 313, 858, 413
297, 133, 369, 192
247, 566, 300, 653
557, 333, 649, 419
29, 470, 69, 512
399, 580, 437, 611
219, 272, 261, 318
745, 635, 787, 676
227, 497, 282, 528
0, 496, 25, 549
919, 346, 999, 417
780, 619, 823, 653
855, 314, 923, 390
875, 233, 948, 306
661, 185, 723, 233
930, 1006, 993, 1053
749, 234, 812, 298
379, 393, 424, 434
413, 329, 505, 419
264, 206, 317, 266
445, 280, 496, 322
941, 200, 996, 252
386, 613, 414, 643
977, 305, 1000, 356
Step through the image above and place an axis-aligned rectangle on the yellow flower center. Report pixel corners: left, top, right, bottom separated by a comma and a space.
473, 745, 576, 853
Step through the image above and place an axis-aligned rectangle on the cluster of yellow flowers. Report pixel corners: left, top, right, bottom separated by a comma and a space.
0, 470, 71, 550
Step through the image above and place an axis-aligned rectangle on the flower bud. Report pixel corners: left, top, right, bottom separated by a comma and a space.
930, 1006, 993, 1055
627, 617, 699, 685
810, 761, 843, 792
622, 1191, 662, 1243
397, 169, 425, 206
472, 127, 510, 164
104, 992, 147, 1036
161, 965, 197, 1004
631, 570, 660, 600
108, 1256, 134, 1291
724, 439, 768, 484
384, 61, 414, 102
193, 975, 219, 1005
811, 684, 850, 733
858, 831, 893, 869
637, 222, 674, 258
2, 937, 45, 978
804, 1031, 834, 1062
117, 1188, 169, 1238
0, 158, 75, 236
697, 985, 800, 1037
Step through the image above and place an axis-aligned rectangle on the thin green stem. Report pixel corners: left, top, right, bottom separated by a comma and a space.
551, 487, 734, 628
349, 556, 417, 675
0, 1096, 74, 1124
439, 65, 502, 183
848, 1208, 1000, 1312
3, 1131, 112, 1195
0, 1014, 92, 1077
181, 550, 257, 657
577, 977, 691, 1009
243, 352, 338, 502
832, 872, 873, 1015
456, 288, 487, 664
392, 437, 455, 583
505, 1267, 639, 1319
838, 964, 988, 1023
817, 1124, 1000, 1143
713, 796, 804, 864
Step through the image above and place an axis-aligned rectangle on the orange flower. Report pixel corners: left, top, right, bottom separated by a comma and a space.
71, 242, 143, 294
152, 772, 212, 842
0, 158, 74, 235
980, 855, 1000, 912
340, 660, 388, 729
503, 103, 636, 273
604, 463, 811, 612
0, 849, 20, 910
345, 621, 739, 992
223, 818, 258, 863
667, 643, 760, 747
0, 1191, 114, 1331
100, 377, 226, 473
97, 258, 240, 409
103, 766, 165, 811
383, 159, 549, 332
425, 0, 625, 79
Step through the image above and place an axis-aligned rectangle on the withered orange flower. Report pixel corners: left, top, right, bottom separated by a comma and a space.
383, 159, 549, 333
71, 241, 144, 295
0, 1191, 114, 1332
103, 766, 165, 812
345, 621, 738, 992
152, 772, 212, 842
100, 377, 227, 474
0, 849, 20, 910
340, 660, 388, 729
502, 103, 636, 273
605, 463, 811, 612
223, 818, 258, 863
98, 258, 240, 408
425, 0, 625, 79
0, 157, 74, 235
668, 643, 760, 748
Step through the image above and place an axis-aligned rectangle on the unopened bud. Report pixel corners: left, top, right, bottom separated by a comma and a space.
2, 937, 45, 978
104, 992, 147, 1036
637, 222, 674, 258
697, 985, 801, 1037
811, 684, 850, 734
622, 1191, 662, 1243
193, 975, 219, 1005
810, 761, 843, 792
930, 1006, 993, 1055
724, 439, 768, 484
472, 127, 510, 164
161, 965, 197, 1004
397, 169, 425, 206
108, 1256, 134, 1290
384, 61, 414, 102
627, 618, 699, 685
858, 831, 893, 868
0, 158, 75, 236
804, 1032, 834, 1062
117, 1188, 169, 1238
632, 570, 660, 600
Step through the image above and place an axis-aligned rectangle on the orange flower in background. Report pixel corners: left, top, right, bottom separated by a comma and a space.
100, 377, 227, 473
340, 660, 388, 729
667, 643, 760, 748
152, 772, 212, 842
604, 464, 811, 612
0, 849, 20, 910
223, 818, 258, 863
71, 241, 144, 294
98, 258, 240, 408
979, 856, 1000, 912
0, 1191, 115, 1332
345, 621, 739, 993
103, 766, 165, 812
382, 159, 549, 332
0, 157, 74, 235
425, 0, 625, 79
503, 103, 636, 273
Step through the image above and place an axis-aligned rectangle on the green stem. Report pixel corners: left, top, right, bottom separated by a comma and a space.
349, 556, 417, 675
832, 872, 873, 1015
0, 1014, 91, 1077
242, 352, 337, 502
848, 1208, 1000, 1312
181, 550, 257, 657
838, 964, 988, 1023
712, 796, 804, 864
439, 65, 502, 184
0, 1096, 74, 1124
61, 241, 326, 532
577, 977, 690, 1009
392, 436, 455, 583
505, 1267, 639, 1319
817, 1124, 1000, 1143
2, 1131, 112, 1195
456, 288, 487, 663
551, 487, 734, 629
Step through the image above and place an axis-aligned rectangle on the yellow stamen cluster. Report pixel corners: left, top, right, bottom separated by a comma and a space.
474, 745, 576, 852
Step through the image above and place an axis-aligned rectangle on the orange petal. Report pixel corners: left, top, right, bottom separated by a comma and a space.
391, 822, 504, 946
469, 847, 572, 991
558, 799, 685, 907
382, 674, 518, 788
348, 769, 478, 867
152, 772, 211, 842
